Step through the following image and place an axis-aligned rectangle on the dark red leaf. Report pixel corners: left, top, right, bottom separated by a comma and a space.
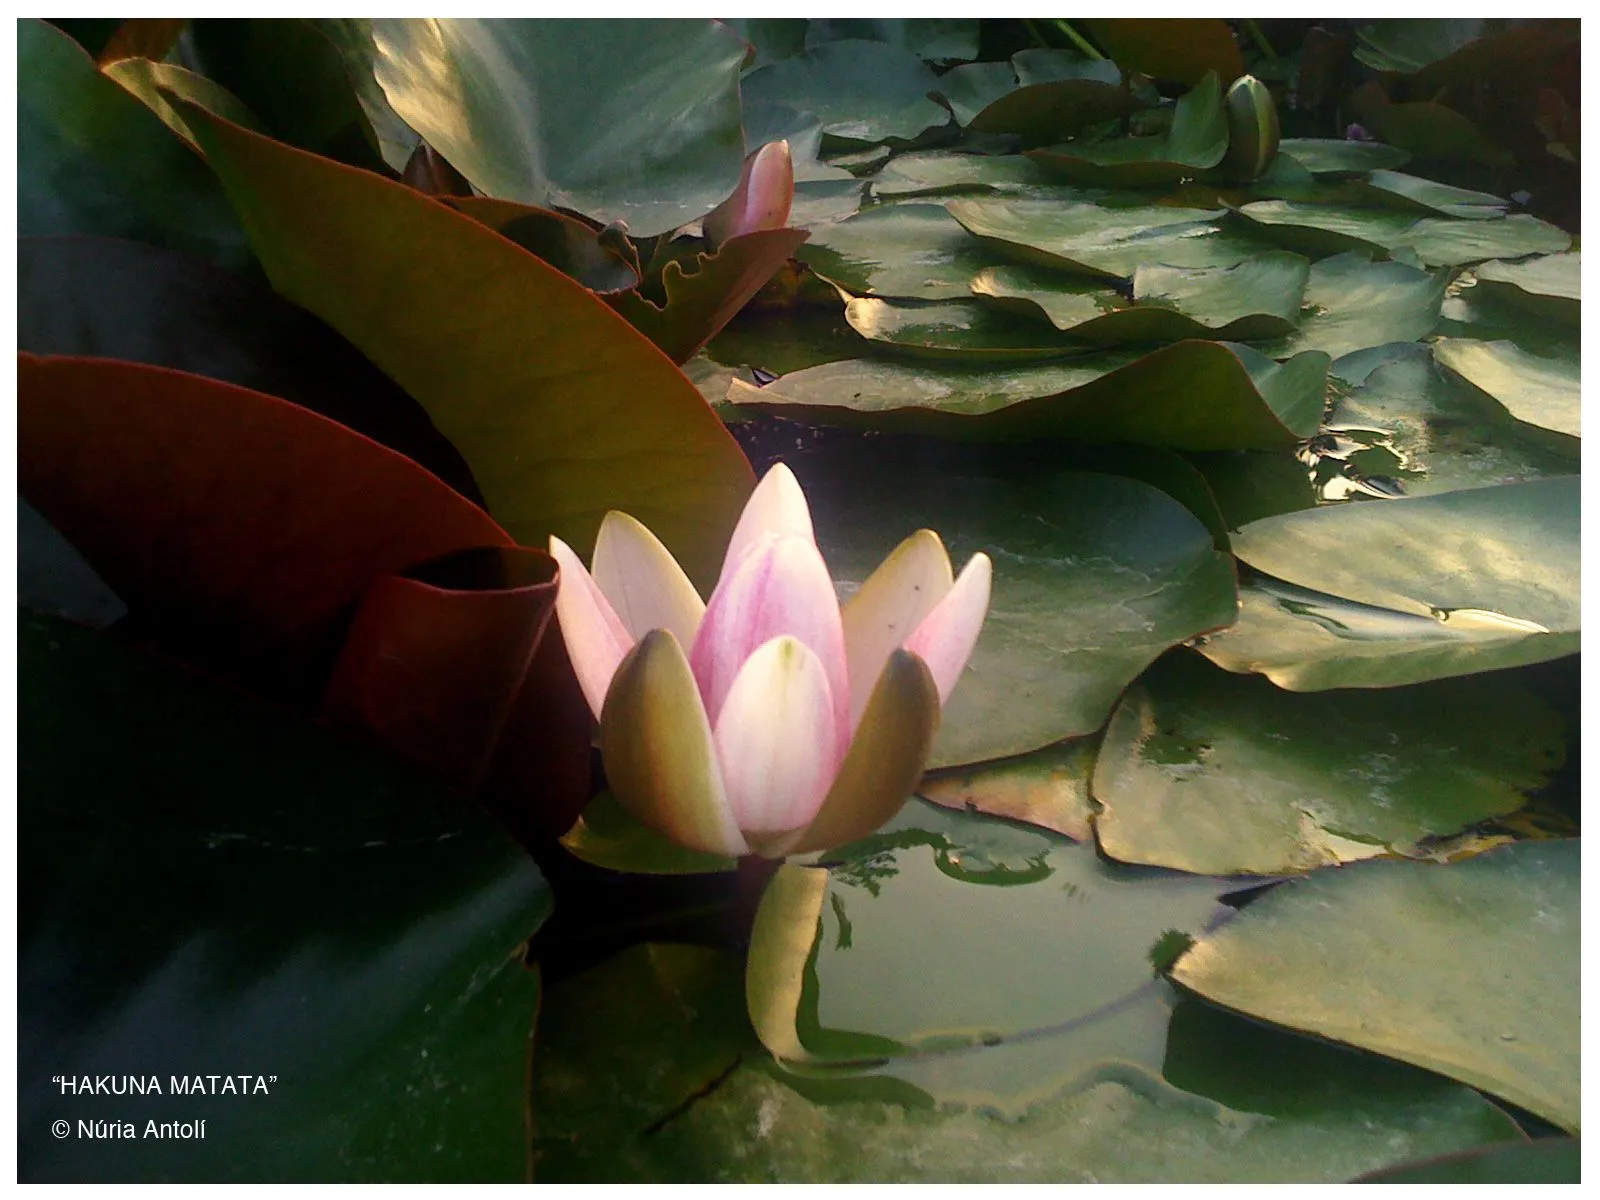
18, 353, 513, 699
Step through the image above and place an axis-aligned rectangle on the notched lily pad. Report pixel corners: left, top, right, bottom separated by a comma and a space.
730, 341, 1328, 451
919, 739, 1098, 841
1171, 839, 1580, 1133
1026, 72, 1228, 187
1432, 338, 1580, 447
1470, 253, 1579, 326
1093, 653, 1565, 876
1277, 138, 1411, 177
1198, 476, 1580, 690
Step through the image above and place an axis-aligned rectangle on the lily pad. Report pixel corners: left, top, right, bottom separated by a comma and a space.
1377, 101, 1514, 169
18, 612, 550, 1182
1027, 73, 1229, 187
182, 104, 753, 588
949, 195, 1260, 281
788, 450, 1239, 764
1354, 18, 1578, 87
798, 202, 1005, 301
1325, 352, 1577, 499
868, 152, 1055, 198
919, 740, 1098, 842
742, 38, 951, 147
1354, 1139, 1580, 1184
1198, 476, 1580, 690
1355, 170, 1506, 219
842, 297, 1085, 361
955, 60, 1139, 146
18, 18, 250, 270
1263, 251, 1446, 360
748, 803, 1233, 1059
1082, 19, 1244, 85
1432, 338, 1580, 446
369, 18, 747, 237
1171, 839, 1580, 1133
1093, 653, 1565, 876
971, 252, 1309, 344
730, 341, 1329, 451
1471, 253, 1579, 327
1184, 449, 1318, 531
559, 792, 740, 876
803, 18, 980, 64
1277, 138, 1411, 177
533, 871, 1518, 1182
1234, 200, 1570, 266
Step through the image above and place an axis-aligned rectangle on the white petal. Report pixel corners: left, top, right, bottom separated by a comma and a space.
549, 535, 632, 720
721, 462, 815, 578
689, 532, 850, 744
905, 553, 993, 705
841, 528, 952, 731
713, 636, 840, 835
592, 510, 705, 647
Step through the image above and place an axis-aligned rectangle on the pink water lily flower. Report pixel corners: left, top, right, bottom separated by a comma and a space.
550, 464, 991, 858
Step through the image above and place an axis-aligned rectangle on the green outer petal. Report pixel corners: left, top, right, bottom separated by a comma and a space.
776, 649, 940, 856
840, 529, 952, 729
600, 629, 749, 856
746, 864, 829, 1061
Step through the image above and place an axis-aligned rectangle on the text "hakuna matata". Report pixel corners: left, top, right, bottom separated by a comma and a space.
51, 1075, 276, 1096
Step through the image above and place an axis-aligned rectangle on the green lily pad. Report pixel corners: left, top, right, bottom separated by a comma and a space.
1027, 73, 1228, 187
1093, 653, 1564, 876
953, 59, 1139, 146
18, 612, 549, 1181
869, 151, 1055, 198
790, 451, 1238, 764
950, 195, 1261, 281
935, 60, 1025, 126
748, 803, 1233, 1059
1235, 201, 1570, 266
1432, 338, 1580, 446
1171, 839, 1580, 1133
798, 202, 1004, 300
843, 297, 1086, 361
1263, 251, 1447, 360
1471, 253, 1579, 326
1355, 170, 1506, 219
1354, 18, 1578, 87
560, 792, 740, 876
1377, 101, 1514, 169
1198, 476, 1580, 690
706, 308, 869, 376
970, 252, 1309, 344
788, 179, 869, 229
182, 104, 753, 588
731, 341, 1328, 451
369, 18, 747, 237
1185, 449, 1318, 532
1354, 1139, 1580, 1184
1325, 352, 1576, 500
1277, 138, 1411, 177
308, 18, 421, 170
742, 38, 951, 147
18, 19, 250, 270
533, 876, 1518, 1181
804, 18, 980, 63
919, 740, 1098, 842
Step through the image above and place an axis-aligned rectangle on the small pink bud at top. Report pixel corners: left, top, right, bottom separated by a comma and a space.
704, 139, 794, 248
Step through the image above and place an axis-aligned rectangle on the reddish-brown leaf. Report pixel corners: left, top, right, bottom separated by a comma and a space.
18, 353, 513, 698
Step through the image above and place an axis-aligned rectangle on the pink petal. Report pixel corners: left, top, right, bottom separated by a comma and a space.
720, 462, 815, 579
591, 510, 705, 647
713, 635, 840, 835
549, 535, 632, 720
904, 552, 992, 705
690, 532, 849, 745
703, 139, 794, 248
